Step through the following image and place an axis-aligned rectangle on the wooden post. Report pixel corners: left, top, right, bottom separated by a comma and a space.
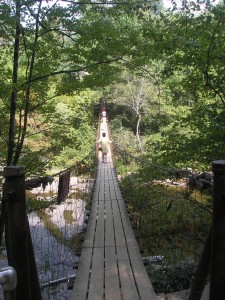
26, 218, 43, 300
187, 225, 211, 300
3, 166, 32, 300
210, 160, 225, 299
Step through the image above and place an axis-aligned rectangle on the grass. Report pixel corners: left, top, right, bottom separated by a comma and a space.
64, 210, 75, 224
119, 169, 212, 292
127, 182, 211, 259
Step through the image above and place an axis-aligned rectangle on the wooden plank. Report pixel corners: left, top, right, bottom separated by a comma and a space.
72, 155, 156, 300
105, 166, 140, 299
108, 165, 155, 297
116, 246, 140, 300
87, 164, 105, 299
88, 247, 105, 300
104, 168, 139, 299
110, 166, 156, 300
72, 187, 100, 298
120, 216, 156, 299
108, 189, 139, 299
72, 167, 101, 299
82, 201, 98, 248
104, 183, 121, 300
71, 246, 92, 299
105, 246, 121, 300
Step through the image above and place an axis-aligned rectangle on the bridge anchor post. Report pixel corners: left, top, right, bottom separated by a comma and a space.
210, 160, 225, 300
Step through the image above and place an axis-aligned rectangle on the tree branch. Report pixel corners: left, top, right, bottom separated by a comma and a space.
23, 56, 123, 84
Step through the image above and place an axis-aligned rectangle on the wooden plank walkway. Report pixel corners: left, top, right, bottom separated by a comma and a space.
71, 146, 157, 299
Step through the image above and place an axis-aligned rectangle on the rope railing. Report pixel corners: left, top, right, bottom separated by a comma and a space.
25, 147, 95, 191
113, 142, 213, 192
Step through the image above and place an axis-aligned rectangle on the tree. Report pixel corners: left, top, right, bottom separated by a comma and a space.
0, 0, 149, 170
106, 69, 161, 153
157, 3, 225, 105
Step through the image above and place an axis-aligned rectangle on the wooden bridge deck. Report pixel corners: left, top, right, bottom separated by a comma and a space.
71, 151, 156, 300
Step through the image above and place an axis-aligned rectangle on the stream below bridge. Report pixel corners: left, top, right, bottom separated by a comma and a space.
0, 176, 92, 299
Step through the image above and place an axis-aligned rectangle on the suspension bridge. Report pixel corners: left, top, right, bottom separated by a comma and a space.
71, 114, 156, 299
1, 100, 224, 300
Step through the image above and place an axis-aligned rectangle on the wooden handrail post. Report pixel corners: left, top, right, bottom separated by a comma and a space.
187, 225, 211, 300
210, 160, 225, 299
3, 166, 32, 300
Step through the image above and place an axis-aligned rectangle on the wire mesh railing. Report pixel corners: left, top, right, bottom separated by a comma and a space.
113, 143, 213, 295
27, 149, 96, 298
0, 148, 97, 299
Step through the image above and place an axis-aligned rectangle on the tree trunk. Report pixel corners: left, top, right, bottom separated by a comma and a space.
7, 0, 21, 166
135, 78, 145, 153
136, 113, 142, 153
13, 0, 42, 164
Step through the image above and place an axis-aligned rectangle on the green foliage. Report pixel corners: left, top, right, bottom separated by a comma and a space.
26, 197, 57, 213
43, 91, 98, 169
118, 163, 212, 292
157, 4, 225, 105
111, 127, 140, 174
145, 98, 225, 169
64, 210, 75, 224
1, 0, 145, 171
146, 260, 197, 294
0, 0, 225, 177
120, 166, 211, 258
